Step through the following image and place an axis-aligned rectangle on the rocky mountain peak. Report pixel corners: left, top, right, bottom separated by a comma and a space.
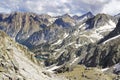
98, 18, 120, 43
114, 13, 120, 19
53, 14, 75, 28
86, 13, 117, 29
82, 11, 93, 18
94, 13, 112, 22
62, 13, 71, 18
74, 12, 94, 21
39, 14, 51, 19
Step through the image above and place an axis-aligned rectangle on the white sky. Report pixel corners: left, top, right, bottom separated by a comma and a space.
0, 0, 119, 16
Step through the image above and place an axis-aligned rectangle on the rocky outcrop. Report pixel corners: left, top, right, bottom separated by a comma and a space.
73, 12, 94, 23
0, 30, 66, 80
99, 18, 120, 43
79, 19, 120, 68
86, 13, 117, 29
81, 40, 120, 68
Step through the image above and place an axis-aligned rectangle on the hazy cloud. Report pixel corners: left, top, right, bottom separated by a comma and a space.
101, 0, 120, 15
0, 0, 119, 16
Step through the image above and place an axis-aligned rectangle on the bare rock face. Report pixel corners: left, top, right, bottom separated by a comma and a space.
78, 19, 120, 69
0, 12, 50, 45
114, 63, 120, 74
99, 18, 120, 43
86, 13, 117, 29
0, 12, 76, 49
0, 30, 66, 80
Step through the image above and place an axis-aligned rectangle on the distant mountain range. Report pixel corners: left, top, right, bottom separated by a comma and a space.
0, 12, 120, 79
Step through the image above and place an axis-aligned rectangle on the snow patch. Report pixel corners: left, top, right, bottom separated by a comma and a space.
54, 49, 61, 52
75, 44, 82, 48
79, 23, 86, 29
70, 57, 79, 65
63, 33, 69, 38
113, 63, 120, 73
52, 33, 68, 46
101, 68, 109, 72
52, 39, 63, 45
73, 30, 79, 36
114, 63, 120, 68
49, 17, 57, 23
96, 20, 116, 33
81, 32, 103, 43
90, 32, 103, 40
67, 42, 75, 46
114, 63, 120, 69
73, 23, 86, 36
46, 66, 61, 73
103, 35, 120, 44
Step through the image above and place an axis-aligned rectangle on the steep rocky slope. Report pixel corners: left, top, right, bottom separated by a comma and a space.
99, 18, 120, 43
0, 12, 76, 49
0, 12, 120, 77
32, 13, 117, 67
74, 19, 120, 75
0, 30, 66, 80
1, 24, 118, 80
47, 19, 120, 80
73, 12, 94, 24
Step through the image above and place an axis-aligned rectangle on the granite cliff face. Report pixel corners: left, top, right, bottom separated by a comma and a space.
0, 30, 66, 80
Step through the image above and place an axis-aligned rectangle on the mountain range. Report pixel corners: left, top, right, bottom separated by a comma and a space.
0, 12, 120, 80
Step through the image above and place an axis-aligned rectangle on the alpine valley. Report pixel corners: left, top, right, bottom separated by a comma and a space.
0, 12, 120, 80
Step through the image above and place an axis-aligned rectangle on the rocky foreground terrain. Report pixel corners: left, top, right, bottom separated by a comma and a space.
0, 30, 66, 80
0, 12, 120, 80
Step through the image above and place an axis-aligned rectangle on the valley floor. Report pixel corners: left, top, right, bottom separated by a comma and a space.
57, 65, 119, 80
